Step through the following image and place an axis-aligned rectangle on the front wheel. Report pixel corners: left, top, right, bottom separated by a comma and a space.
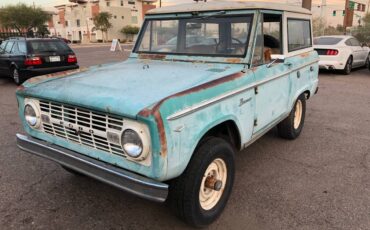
168, 138, 235, 227
277, 94, 306, 140
365, 54, 369, 69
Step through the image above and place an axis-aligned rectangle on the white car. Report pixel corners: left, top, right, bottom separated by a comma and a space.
314, 35, 369, 74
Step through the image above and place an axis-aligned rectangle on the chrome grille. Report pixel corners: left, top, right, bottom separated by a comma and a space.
39, 100, 126, 157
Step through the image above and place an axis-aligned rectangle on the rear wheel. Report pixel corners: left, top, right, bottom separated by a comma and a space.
277, 94, 306, 140
168, 137, 235, 227
342, 56, 352, 75
11, 67, 25, 85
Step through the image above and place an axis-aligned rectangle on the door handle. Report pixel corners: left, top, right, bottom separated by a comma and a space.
284, 62, 293, 67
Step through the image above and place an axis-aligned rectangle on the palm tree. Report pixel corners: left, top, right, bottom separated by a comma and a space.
93, 12, 112, 42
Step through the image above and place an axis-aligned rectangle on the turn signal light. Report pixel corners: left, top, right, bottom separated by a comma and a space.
326, 49, 338, 55
25, 57, 42, 66
67, 54, 77, 63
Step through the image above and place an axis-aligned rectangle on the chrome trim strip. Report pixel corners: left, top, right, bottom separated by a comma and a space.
243, 112, 289, 149
167, 59, 318, 121
16, 133, 168, 202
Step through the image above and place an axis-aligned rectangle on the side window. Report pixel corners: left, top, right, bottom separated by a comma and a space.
11, 42, 20, 54
287, 19, 312, 52
4, 41, 14, 54
252, 14, 264, 66
345, 39, 352, 46
0, 41, 7, 54
18, 41, 27, 54
350, 38, 360, 47
263, 14, 282, 55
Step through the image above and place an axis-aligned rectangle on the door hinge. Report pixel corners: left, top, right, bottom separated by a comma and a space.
254, 86, 258, 95
254, 119, 258, 127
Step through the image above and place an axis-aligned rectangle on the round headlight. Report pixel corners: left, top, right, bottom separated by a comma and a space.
121, 129, 143, 158
24, 104, 38, 127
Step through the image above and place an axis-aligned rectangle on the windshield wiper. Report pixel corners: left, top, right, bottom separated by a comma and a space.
193, 11, 226, 20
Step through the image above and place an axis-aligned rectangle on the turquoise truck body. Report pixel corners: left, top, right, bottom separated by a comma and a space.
16, 8, 319, 186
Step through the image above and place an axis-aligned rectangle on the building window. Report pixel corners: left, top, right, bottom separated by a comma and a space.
106, 2, 110, 7
128, 0, 135, 5
121, 0, 124, 6
131, 16, 138, 24
121, 16, 124, 19
76, 19, 80, 27
65, 21, 69, 27
114, 15, 117, 19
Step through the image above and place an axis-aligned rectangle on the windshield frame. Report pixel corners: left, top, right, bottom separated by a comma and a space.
133, 14, 254, 58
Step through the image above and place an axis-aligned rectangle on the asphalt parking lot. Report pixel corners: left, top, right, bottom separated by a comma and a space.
0, 46, 370, 229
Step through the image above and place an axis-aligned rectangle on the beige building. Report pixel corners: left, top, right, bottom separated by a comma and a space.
48, 0, 157, 43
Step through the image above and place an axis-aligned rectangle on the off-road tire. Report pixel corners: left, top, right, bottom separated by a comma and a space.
168, 137, 235, 227
277, 94, 306, 140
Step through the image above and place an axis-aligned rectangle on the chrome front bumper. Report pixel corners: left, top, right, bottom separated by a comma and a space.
16, 134, 168, 202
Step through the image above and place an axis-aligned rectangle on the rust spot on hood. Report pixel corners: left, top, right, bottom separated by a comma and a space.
16, 85, 25, 92
138, 71, 245, 157
138, 53, 167, 60
26, 68, 87, 84
225, 58, 242, 63
300, 52, 310, 58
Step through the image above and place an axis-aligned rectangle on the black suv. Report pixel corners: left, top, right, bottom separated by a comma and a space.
0, 37, 79, 85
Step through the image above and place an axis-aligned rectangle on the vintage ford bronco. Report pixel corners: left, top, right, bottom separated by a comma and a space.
16, 2, 319, 227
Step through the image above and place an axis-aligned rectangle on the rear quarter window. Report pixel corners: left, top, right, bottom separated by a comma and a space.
27, 40, 72, 53
287, 19, 312, 52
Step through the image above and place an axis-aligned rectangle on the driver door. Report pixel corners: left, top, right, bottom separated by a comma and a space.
252, 13, 291, 134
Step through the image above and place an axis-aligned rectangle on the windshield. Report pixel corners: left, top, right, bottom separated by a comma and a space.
135, 15, 253, 57
313, 37, 343, 45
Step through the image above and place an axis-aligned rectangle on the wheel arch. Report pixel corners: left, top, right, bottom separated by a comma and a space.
166, 116, 243, 180
196, 118, 242, 152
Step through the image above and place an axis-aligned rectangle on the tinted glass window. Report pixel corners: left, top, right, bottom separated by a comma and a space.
0, 41, 7, 53
350, 38, 360, 46
27, 40, 71, 53
288, 19, 312, 52
5, 41, 14, 53
11, 42, 20, 54
313, 37, 343, 45
18, 41, 27, 54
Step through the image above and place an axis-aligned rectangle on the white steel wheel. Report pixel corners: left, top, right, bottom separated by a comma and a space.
199, 158, 227, 210
293, 100, 303, 129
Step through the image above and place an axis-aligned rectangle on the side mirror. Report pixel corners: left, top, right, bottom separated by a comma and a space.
266, 54, 286, 68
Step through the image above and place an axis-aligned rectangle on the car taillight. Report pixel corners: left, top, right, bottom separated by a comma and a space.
326, 49, 338, 55
25, 57, 42, 66
67, 54, 77, 63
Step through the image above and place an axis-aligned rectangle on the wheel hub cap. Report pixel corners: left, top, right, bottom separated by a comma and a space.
199, 158, 227, 210
293, 100, 303, 129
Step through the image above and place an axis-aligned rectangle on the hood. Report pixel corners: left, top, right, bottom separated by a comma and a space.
21, 58, 244, 118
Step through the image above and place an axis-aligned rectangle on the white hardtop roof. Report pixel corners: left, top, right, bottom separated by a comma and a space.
147, 1, 311, 15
